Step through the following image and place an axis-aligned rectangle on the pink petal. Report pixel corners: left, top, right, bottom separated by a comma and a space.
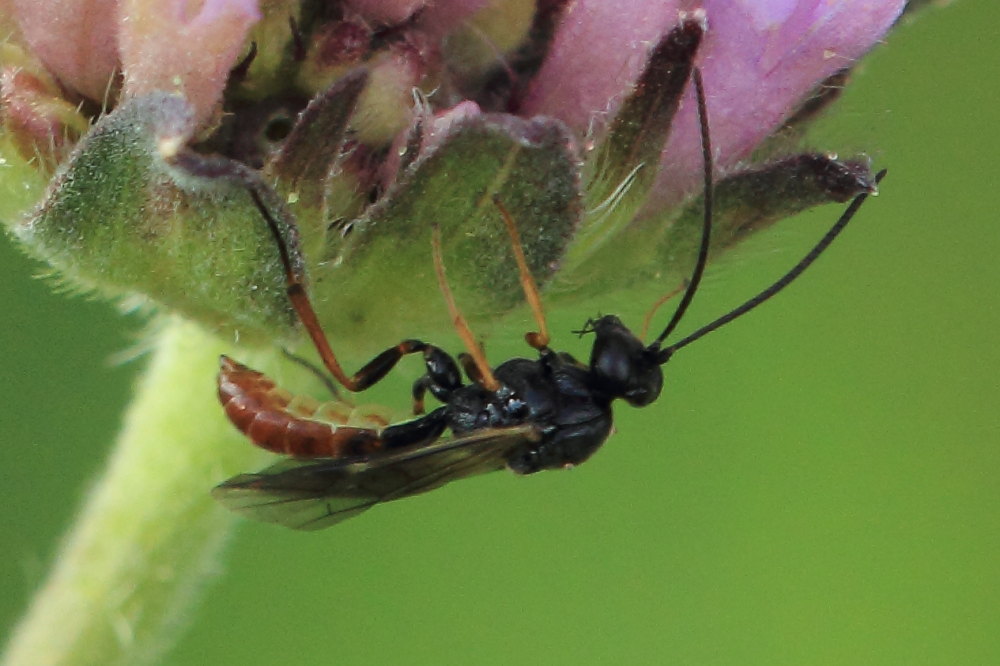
518, 0, 904, 215
343, 0, 427, 26
344, 0, 490, 34
10, 0, 121, 101
519, 0, 684, 135
415, 0, 492, 39
0, 65, 83, 164
353, 40, 428, 144
648, 0, 906, 212
118, 0, 261, 130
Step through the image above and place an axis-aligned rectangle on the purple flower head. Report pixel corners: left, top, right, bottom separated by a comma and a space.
119, 0, 261, 129
5, 0, 260, 130
522, 0, 905, 214
344, 0, 427, 26
6, 0, 121, 102
650, 0, 904, 211
4, 0, 909, 332
4, 0, 905, 208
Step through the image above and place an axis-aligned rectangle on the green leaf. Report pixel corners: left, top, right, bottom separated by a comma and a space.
13, 92, 305, 342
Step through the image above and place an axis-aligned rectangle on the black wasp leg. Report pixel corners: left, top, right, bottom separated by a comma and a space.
412, 376, 432, 415
284, 338, 462, 398
411, 346, 464, 414
537, 347, 568, 377
380, 407, 450, 450
343, 339, 432, 392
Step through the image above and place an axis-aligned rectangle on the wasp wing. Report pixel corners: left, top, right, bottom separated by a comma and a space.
212, 425, 541, 530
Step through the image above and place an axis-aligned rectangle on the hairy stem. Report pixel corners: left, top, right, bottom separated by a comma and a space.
2, 318, 272, 666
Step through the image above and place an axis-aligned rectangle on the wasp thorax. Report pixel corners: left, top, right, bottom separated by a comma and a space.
588, 315, 664, 407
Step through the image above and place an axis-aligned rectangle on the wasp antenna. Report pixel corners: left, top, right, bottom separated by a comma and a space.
430, 226, 501, 391
660, 169, 887, 361
492, 196, 551, 349
652, 67, 714, 348
247, 187, 360, 391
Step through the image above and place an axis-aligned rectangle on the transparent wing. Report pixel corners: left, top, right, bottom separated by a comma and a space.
212, 425, 541, 530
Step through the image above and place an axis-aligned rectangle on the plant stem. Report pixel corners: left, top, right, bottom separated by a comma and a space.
2, 317, 272, 666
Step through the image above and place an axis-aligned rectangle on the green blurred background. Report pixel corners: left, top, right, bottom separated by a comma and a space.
2, 2, 998, 663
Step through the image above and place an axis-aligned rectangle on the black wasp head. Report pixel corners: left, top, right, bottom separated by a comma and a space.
588, 315, 664, 407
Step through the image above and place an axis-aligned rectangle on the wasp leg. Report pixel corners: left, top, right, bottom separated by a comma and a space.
411, 346, 464, 414
493, 196, 551, 351
343, 339, 430, 391
412, 376, 432, 415
431, 226, 500, 390
249, 187, 445, 394
380, 407, 450, 450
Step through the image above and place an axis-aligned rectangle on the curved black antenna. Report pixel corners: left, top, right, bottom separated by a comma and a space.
651, 68, 713, 349
657, 168, 887, 362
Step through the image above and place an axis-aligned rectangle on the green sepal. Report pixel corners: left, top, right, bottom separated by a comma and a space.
555, 154, 875, 299
265, 69, 368, 262
658, 153, 876, 267
309, 112, 582, 345
564, 16, 703, 274
14, 92, 304, 342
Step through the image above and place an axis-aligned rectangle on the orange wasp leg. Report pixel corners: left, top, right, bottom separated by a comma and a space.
248, 188, 438, 393
492, 197, 551, 351
430, 226, 501, 391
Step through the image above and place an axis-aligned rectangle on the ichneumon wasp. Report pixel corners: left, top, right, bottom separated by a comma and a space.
213, 70, 885, 530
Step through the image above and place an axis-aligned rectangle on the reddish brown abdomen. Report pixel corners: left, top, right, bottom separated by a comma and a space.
218, 355, 382, 458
